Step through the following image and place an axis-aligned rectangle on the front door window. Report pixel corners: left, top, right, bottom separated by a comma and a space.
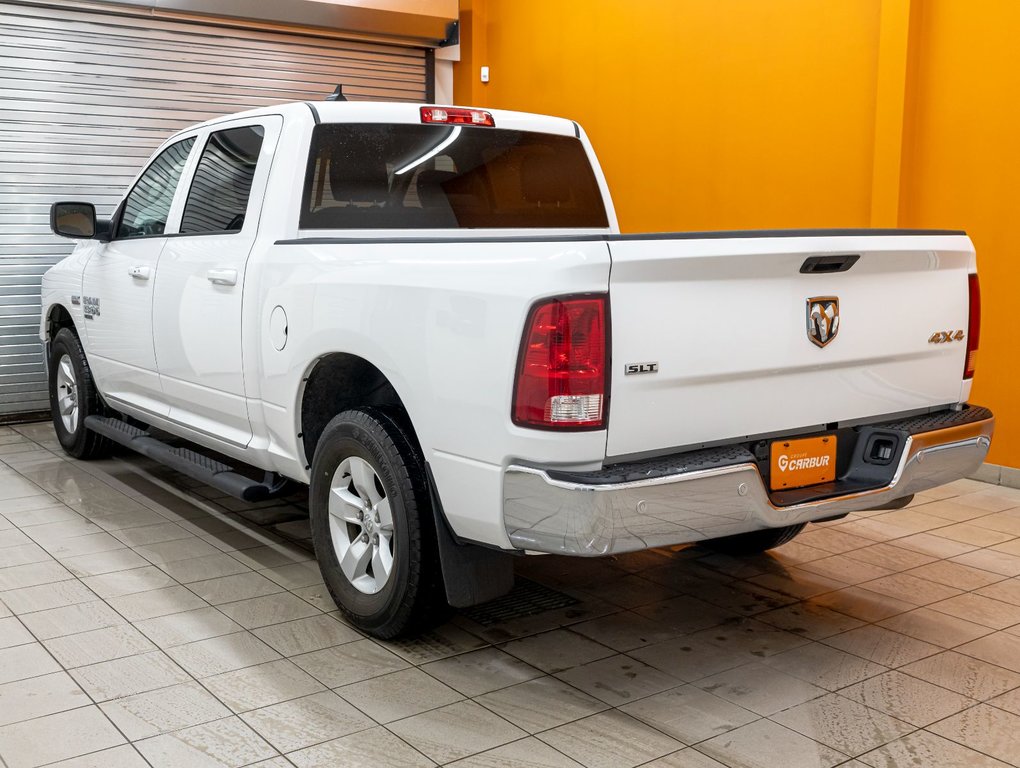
116, 137, 195, 238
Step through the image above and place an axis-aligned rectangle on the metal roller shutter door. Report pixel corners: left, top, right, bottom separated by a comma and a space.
0, 1, 429, 417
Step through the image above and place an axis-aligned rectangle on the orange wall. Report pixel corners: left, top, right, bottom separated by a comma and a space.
456, 0, 882, 231
454, 0, 1020, 470
898, 1, 1020, 470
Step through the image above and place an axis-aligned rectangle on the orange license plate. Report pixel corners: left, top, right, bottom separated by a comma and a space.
770, 435, 837, 490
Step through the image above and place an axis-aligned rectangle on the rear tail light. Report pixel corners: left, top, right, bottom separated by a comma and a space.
513, 295, 609, 429
965, 273, 981, 379
420, 107, 495, 127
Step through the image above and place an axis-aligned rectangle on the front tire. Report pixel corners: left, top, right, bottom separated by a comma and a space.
701, 523, 806, 556
309, 408, 445, 639
48, 328, 111, 460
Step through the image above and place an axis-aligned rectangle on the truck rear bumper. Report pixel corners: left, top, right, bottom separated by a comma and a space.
503, 406, 994, 556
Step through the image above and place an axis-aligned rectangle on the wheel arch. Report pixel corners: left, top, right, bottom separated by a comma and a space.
42, 303, 82, 378
43, 303, 80, 344
298, 352, 420, 468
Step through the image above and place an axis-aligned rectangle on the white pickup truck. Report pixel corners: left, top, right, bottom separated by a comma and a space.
41, 100, 993, 638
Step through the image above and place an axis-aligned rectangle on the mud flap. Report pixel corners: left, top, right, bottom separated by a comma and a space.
426, 464, 516, 608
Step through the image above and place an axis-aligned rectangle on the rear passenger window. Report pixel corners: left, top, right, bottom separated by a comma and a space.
116, 137, 195, 239
180, 125, 265, 234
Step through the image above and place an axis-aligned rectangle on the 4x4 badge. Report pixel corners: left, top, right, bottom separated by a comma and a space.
807, 296, 839, 347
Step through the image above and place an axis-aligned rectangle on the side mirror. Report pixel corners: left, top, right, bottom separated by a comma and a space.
50, 202, 110, 241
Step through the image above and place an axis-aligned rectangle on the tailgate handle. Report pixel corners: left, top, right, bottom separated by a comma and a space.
800, 254, 860, 274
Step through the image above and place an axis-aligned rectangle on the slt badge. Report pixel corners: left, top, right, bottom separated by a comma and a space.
807, 296, 839, 348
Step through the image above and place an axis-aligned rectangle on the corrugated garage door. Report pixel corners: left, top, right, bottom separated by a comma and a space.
0, 1, 429, 417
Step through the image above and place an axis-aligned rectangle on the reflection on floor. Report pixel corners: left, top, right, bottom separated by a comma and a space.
2, 421, 1020, 768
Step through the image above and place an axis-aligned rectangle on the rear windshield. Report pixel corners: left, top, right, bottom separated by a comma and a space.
300, 123, 609, 230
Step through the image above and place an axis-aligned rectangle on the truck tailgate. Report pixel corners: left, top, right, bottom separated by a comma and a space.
606, 233, 975, 458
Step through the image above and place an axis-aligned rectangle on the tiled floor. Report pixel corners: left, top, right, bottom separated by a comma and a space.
2, 422, 1020, 768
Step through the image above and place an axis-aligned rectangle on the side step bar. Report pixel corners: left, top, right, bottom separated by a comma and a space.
85, 415, 284, 502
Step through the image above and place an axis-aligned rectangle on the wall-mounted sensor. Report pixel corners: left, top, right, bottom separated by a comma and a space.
481, 66, 490, 83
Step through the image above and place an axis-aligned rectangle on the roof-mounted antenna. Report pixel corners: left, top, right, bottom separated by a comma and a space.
324, 84, 347, 102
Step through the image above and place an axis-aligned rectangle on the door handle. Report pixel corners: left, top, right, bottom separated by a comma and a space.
128, 266, 151, 280
207, 268, 238, 286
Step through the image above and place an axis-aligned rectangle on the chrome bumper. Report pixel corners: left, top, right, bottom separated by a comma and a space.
503, 413, 994, 556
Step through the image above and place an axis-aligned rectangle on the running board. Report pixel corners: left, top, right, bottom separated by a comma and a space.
85, 415, 282, 502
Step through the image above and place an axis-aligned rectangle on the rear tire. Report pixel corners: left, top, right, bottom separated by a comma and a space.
309, 408, 445, 639
48, 328, 111, 460
702, 523, 806, 556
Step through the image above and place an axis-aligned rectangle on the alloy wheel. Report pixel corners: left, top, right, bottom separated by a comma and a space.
327, 455, 395, 594
55, 354, 79, 434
